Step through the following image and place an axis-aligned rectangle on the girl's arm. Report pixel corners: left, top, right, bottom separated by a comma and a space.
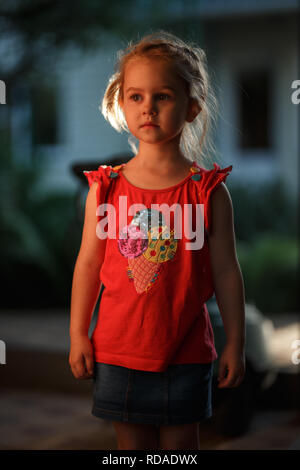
207, 182, 246, 388
69, 181, 107, 379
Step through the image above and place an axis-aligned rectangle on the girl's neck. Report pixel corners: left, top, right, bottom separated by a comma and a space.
135, 137, 190, 174
132, 151, 191, 174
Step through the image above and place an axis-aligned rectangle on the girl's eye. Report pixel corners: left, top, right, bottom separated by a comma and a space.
158, 94, 170, 100
129, 93, 171, 101
130, 94, 141, 101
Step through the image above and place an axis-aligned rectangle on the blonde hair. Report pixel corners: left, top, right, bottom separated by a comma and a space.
101, 30, 220, 167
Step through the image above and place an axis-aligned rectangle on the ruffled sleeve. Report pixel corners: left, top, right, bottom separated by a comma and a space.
82, 164, 116, 223
191, 162, 233, 234
83, 169, 102, 188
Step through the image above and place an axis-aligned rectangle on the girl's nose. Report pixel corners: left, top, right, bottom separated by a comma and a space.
143, 97, 157, 115
143, 108, 157, 116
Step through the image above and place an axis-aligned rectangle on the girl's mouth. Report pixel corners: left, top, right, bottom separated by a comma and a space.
141, 124, 159, 128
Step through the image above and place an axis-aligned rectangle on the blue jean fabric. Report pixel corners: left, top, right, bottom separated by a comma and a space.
92, 361, 214, 426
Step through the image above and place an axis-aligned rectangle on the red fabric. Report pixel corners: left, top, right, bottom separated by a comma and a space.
83, 160, 232, 372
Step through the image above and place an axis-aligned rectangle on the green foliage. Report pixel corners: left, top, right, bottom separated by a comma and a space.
0, 142, 81, 308
237, 236, 298, 313
229, 178, 297, 243
227, 179, 298, 313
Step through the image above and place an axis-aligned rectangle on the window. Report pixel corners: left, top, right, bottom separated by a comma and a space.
237, 68, 272, 151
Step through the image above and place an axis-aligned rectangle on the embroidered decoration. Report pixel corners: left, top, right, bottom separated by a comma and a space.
131, 208, 165, 233
117, 208, 178, 294
190, 173, 202, 181
109, 171, 119, 178
190, 166, 200, 173
118, 224, 148, 258
143, 225, 177, 262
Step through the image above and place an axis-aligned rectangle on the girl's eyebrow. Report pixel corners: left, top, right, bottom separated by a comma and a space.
125, 86, 176, 93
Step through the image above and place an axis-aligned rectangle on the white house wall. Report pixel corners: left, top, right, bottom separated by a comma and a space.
212, 14, 298, 196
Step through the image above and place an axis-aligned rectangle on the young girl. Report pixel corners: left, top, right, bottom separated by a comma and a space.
69, 30, 246, 451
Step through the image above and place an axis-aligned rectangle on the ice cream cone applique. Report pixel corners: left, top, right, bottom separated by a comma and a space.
117, 208, 178, 294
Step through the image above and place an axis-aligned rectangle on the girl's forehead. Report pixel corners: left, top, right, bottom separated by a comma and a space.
123, 58, 181, 87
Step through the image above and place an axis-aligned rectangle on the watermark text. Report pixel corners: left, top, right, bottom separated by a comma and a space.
0, 80, 6, 104
0, 340, 6, 364
291, 80, 300, 104
95, 199, 205, 250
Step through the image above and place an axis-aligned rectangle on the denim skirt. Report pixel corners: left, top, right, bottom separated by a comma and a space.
91, 361, 214, 426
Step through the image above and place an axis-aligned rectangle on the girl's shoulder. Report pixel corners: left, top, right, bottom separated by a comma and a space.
192, 161, 232, 175
83, 163, 125, 188
192, 162, 233, 234
190, 161, 233, 191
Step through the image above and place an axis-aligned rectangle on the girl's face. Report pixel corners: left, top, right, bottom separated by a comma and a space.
119, 58, 199, 146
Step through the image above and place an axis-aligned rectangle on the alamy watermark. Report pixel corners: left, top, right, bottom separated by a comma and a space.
291, 339, 300, 365
0, 340, 6, 365
0, 80, 6, 104
291, 80, 300, 104
95, 198, 205, 250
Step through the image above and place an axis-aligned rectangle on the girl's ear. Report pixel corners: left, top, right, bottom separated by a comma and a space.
186, 97, 202, 123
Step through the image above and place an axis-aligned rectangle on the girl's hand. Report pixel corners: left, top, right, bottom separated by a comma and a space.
217, 342, 246, 388
69, 335, 94, 380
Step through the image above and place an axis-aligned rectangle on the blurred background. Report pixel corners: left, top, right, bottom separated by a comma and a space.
0, 0, 299, 450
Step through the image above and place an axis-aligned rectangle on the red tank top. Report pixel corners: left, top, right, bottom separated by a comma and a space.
83, 160, 232, 372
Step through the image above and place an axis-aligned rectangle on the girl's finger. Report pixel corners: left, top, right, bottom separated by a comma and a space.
70, 364, 78, 378
218, 369, 239, 388
217, 361, 228, 382
73, 356, 86, 378
84, 354, 94, 375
